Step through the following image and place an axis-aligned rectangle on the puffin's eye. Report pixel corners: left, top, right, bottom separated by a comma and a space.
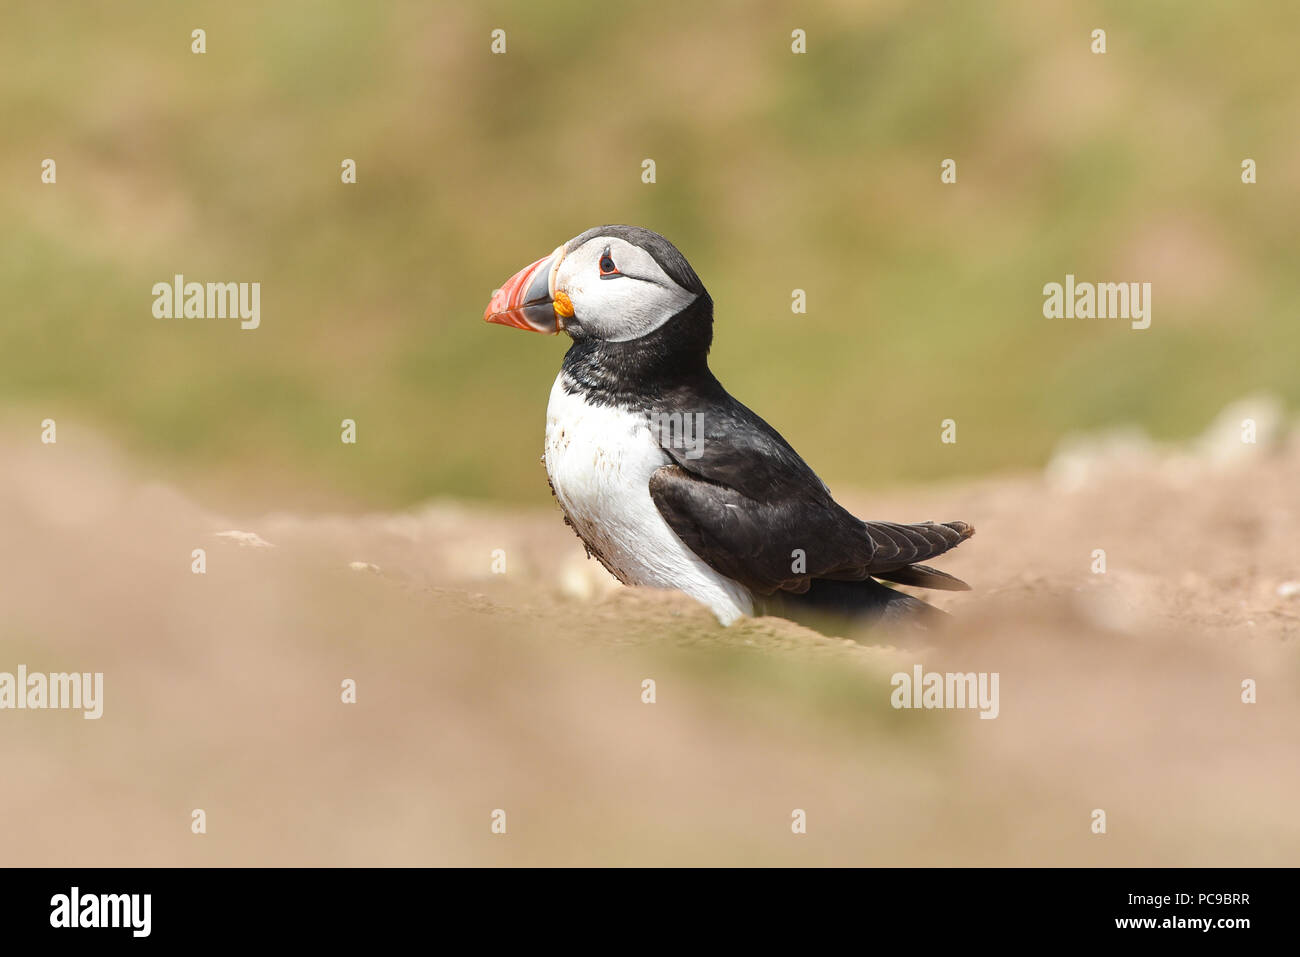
598, 249, 619, 278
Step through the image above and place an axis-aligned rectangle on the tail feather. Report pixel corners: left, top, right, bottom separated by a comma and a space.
873, 563, 970, 591
764, 578, 949, 630
862, 519, 975, 569
760, 521, 974, 634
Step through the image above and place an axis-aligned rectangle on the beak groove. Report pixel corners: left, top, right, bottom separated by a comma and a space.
484, 254, 559, 333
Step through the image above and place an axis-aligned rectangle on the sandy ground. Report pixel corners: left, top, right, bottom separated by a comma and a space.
1, 408, 1298, 866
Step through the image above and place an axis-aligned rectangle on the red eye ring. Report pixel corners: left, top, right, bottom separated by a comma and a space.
598, 248, 619, 277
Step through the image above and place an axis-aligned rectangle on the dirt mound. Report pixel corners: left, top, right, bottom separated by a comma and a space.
1, 415, 1297, 865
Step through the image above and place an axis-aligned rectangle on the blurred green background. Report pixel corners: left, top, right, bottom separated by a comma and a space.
4, 0, 1297, 510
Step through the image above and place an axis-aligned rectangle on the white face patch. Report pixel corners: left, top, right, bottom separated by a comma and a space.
553, 236, 698, 342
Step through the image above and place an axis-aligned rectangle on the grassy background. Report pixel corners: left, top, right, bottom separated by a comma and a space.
3, 0, 1297, 509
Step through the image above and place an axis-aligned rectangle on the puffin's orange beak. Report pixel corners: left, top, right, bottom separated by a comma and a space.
484, 253, 568, 334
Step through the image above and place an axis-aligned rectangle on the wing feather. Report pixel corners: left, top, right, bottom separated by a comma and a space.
649, 464, 973, 596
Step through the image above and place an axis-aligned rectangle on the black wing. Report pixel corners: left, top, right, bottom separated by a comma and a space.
645, 390, 973, 597
649, 465, 972, 596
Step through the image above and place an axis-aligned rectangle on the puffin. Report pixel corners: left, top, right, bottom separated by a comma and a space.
483, 225, 974, 628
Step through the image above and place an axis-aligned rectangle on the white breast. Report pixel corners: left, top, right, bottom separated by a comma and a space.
543, 373, 753, 625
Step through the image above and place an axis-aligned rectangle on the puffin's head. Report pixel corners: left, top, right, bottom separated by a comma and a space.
483, 225, 708, 342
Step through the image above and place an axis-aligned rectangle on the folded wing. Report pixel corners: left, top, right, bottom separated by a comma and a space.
648, 463, 973, 597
